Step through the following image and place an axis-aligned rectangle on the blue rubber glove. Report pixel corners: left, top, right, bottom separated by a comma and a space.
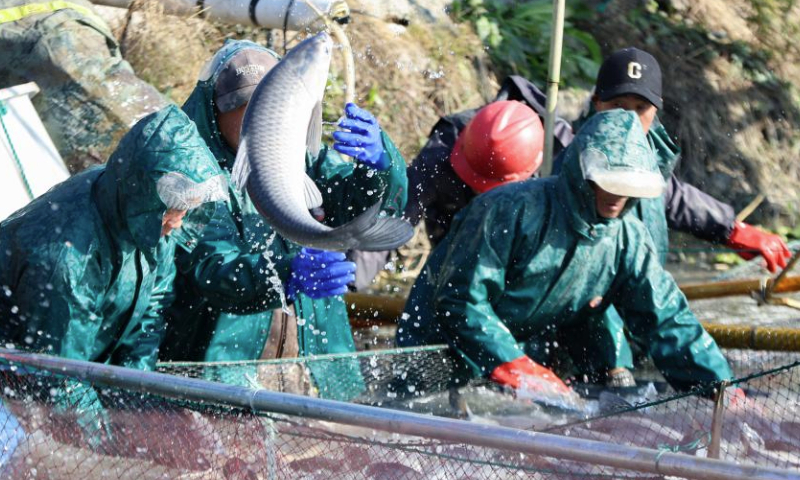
286, 248, 357, 300
332, 103, 390, 170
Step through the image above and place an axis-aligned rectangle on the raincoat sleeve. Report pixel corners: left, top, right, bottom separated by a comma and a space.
113, 241, 177, 371
405, 118, 461, 226
308, 131, 407, 225
431, 196, 528, 374
614, 230, 733, 393
177, 203, 291, 312
6, 245, 102, 363
664, 174, 736, 243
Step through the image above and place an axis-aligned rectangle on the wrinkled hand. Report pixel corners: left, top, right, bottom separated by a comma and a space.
490, 356, 571, 394
287, 248, 356, 300
727, 221, 791, 273
332, 103, 389, 170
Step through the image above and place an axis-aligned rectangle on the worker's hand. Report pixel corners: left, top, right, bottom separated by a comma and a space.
333, 103, 390, 171
726, 221, 791, 273
286, 248, 356, 300
490, 356, 571, 394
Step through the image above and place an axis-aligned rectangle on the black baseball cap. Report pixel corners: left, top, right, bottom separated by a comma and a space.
214, 48, 279, 113
595, 47, 663, 110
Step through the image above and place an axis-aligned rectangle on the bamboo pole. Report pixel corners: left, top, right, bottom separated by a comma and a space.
681, 275, 800, 300
345, 291, 800, 351
540, 0, 566, 177
346, 276, 800, 324
765, 250, 800, 299
708, 381, 728, 460
701, 324, 800, 352
1, 350, 798, 480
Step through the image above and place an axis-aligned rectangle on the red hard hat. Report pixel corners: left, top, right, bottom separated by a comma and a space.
450, 100, 544, 193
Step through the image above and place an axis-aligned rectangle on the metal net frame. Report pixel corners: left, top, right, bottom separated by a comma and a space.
0, 348, 797, 479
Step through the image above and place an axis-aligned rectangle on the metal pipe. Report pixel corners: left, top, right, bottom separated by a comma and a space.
540, 0, 566, 177
90, 0, 350, 31
1, 350, 797, 480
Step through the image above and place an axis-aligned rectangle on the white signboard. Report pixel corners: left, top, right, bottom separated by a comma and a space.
0, 82, 70, 221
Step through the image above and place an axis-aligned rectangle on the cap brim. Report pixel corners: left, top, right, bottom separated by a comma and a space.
590, 170, 665, 199
216, 85, 257, 113
598, 84, 662, 110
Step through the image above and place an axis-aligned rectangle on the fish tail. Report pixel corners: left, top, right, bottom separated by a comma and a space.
334, 202, 415, 251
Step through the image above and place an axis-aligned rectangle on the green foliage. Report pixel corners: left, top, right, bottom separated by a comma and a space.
450, 0, 602, 87
777, 224, 800, 240
714, 252, 746, 267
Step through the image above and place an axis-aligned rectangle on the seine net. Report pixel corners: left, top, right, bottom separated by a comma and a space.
0, 346, 797, 479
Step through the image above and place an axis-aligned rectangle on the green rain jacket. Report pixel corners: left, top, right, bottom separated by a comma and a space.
161, 40, 408, 401
398, 109, 732, 393
0, 105, 223, 370
562, 109, 682, 374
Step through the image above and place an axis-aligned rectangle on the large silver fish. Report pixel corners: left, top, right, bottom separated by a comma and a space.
231, 32, 414, 251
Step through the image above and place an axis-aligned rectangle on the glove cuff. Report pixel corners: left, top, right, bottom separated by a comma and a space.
726, 221, 750, 247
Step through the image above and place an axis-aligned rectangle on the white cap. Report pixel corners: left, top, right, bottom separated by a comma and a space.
580, 147, 664, 199
156, 172, 229, 210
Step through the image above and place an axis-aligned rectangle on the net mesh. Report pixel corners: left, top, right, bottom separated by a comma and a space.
0, 347, 797, 479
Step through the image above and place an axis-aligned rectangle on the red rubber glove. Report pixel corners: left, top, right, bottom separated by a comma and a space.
729, 387, 746, 407
726, 221, 791, 273
490, 356, 570, 393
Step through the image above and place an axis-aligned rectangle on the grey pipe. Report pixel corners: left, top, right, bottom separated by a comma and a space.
1, 349, 797, 480
90, 0, 349, 31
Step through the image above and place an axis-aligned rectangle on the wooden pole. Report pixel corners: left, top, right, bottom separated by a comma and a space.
346, 276, 800, 325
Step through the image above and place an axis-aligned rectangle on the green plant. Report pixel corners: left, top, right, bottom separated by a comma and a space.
450, 0, 601, 87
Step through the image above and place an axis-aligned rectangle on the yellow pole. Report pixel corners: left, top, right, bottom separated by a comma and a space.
681, 275, 800, 300
347, 276, 800, 324
540, 0, 566, 177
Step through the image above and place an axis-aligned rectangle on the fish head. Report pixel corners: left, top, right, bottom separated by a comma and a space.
288, 32, 333, 100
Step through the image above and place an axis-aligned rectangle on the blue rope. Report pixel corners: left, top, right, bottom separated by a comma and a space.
0, 100, 34, 200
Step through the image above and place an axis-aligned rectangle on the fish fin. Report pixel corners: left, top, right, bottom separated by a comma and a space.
354, 216, 415, 251
230, 136, 251, 192
598, 391, 634, 413
303, 174, 323, 209
332, 202, 415, 251
306, 100, 323, 155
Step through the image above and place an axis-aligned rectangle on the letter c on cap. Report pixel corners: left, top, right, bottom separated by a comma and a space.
627, 62, 642, 79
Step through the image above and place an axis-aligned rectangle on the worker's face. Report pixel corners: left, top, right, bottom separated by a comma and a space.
217, 102, 248, 150
591, 182, 628, 219
161, 208, 187, 237
593, 94, 657, 134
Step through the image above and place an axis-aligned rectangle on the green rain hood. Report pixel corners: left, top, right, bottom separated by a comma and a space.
0, 105, 223, 370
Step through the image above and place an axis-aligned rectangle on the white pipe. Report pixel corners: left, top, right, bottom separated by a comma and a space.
540, 0, 566, 177
1, 350, 798, 480
90, 0, 350, 31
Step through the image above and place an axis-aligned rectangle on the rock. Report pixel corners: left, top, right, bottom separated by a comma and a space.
348, 0, 454, 25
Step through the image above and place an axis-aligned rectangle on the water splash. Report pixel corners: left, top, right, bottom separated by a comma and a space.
261, 231, 290, 314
